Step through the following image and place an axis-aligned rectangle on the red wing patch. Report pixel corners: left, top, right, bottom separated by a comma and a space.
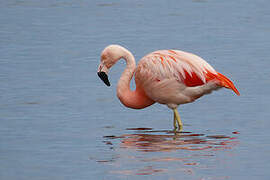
182, 70, 219, 87
182, 70, 205, 87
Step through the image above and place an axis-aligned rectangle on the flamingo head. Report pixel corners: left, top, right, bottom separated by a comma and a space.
97, 45, 124, 87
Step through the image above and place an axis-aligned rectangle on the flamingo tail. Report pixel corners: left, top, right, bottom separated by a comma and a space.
216, 72, 240, 96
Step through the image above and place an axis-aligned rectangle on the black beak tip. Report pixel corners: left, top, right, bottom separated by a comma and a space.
105, 82, 111, 86
97, 71, 110, 87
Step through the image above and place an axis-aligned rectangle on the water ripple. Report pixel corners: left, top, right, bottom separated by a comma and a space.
98, 128, 239, 176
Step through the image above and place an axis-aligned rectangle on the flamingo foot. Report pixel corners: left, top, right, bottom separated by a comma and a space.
173, 108, 183, 132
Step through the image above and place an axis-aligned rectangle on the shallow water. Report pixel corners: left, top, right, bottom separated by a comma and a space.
1, 0, 270, 179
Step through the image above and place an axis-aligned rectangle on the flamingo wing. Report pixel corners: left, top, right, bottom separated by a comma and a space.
136, 50, 239, 95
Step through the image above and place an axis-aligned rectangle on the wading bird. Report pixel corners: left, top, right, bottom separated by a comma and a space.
97, 45, 239, 131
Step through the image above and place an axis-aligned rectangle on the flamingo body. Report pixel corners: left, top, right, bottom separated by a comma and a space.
97, 45, 239, 131
134, 49, 239, 109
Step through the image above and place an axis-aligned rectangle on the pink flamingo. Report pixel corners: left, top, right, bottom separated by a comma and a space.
97, 45, 240, 131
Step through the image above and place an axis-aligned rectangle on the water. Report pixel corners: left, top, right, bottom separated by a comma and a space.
0, 0, 270, 179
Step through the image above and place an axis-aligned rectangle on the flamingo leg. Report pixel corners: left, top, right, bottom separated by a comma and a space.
173, 108, 183, 131
173, 114, 177, 131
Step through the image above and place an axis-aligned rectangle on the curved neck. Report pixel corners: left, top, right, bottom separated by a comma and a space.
116, 48, 154, 109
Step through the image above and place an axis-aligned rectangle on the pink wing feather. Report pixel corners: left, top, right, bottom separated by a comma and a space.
136, 50, 240, 95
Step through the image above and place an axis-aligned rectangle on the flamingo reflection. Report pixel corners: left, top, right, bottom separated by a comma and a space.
101, 128, 239, 176
104, 128, 238, 152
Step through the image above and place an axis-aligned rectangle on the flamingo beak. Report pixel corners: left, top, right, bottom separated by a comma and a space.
97, 71, 110, 86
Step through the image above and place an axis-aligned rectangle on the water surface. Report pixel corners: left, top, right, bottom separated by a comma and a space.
0, 0, 270, 179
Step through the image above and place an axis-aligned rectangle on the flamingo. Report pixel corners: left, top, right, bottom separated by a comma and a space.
97, 45, 240, 131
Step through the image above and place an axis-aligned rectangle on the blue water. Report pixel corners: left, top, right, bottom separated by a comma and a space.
1, 0, 270, 179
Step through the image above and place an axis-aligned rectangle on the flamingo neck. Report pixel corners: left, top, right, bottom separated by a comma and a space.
116, 48, 154, 109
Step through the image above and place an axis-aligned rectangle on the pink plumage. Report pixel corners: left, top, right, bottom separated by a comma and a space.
135, 49, 239, 108
97, 45, 239, 131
